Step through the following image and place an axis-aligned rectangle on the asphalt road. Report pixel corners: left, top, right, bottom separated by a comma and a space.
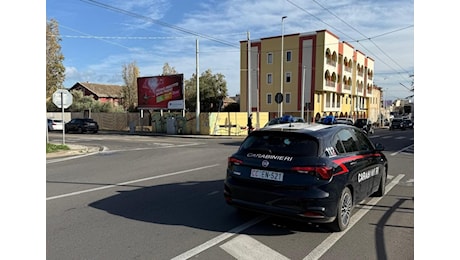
46, 128, 414, 259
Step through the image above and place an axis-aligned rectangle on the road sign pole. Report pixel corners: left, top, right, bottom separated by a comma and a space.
61, 92, 65, 145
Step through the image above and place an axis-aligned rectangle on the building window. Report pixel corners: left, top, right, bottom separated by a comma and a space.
285, 93, 291, 104
285, 72, 291, 83
267, 53, 273, 64
267, 93, 272, 104
286, 51, 292, 62
267, 73, 272, 84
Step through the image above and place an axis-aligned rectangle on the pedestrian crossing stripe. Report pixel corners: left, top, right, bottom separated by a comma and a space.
220, 234, 289, 260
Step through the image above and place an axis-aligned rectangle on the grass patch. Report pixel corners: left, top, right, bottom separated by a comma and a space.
47, 143, 70, 153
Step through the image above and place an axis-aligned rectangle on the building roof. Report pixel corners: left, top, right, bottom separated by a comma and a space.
70, 82, 123, 98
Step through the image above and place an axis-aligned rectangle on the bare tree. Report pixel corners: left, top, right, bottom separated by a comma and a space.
162, 63, 178, 75
122, 62, 140, 111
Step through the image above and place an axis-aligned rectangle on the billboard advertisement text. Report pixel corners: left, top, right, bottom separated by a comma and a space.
137, 74, 184, 109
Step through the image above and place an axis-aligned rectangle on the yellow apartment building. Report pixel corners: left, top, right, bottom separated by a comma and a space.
240, 29, 382, 124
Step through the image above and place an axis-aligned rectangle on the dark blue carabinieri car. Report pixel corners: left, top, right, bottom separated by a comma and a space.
224, 122, 388, 232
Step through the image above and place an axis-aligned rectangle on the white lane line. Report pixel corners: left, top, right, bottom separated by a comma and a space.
171, 216, 267, 260
303, 174, 405, 260
220, 234, 290, 260
47, 143, 201, 164
46, 164, 220, 201
390, 144, 414, 156
172, 174, 404, 260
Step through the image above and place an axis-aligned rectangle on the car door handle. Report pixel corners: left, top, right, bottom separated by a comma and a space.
350, 161, 357, 166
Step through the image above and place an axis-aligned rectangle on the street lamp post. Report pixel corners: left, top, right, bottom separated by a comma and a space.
280, 16, 287, 116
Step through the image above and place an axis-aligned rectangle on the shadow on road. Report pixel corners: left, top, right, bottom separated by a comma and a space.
88, 179, 328, 235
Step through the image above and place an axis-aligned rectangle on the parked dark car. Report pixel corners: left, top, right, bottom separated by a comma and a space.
389, 118, 405, 130
403, 119, 413, 129
65, 118, 99, 133
353, 118, 374, 135
224, 123, 388, 232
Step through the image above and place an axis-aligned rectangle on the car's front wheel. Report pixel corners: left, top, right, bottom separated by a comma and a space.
330, 187, 353, 232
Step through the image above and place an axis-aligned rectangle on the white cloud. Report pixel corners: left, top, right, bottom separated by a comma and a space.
54, 0, 414, 98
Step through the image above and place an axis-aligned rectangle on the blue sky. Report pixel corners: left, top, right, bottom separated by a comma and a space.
46, 0, 414, 100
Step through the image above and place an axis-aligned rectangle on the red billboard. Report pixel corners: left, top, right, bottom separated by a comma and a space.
137, 74, 184, 109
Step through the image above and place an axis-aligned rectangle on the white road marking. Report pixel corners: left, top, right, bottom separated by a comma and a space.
171, 174, 405, 260
46, 150, 101, 163
46, 164, 219, 201
47, 143, 200, 164
390, 144, 414, 156
220, 234, 290, 260
171, 216, 267, 260
303, 174, 405, 260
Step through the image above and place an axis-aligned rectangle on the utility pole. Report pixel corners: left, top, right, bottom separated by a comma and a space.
280, 16, 287, 116
196, 38, 200, 133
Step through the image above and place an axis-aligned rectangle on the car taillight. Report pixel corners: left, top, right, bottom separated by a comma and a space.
228, 157, 243, 166
291, 166, 333, 180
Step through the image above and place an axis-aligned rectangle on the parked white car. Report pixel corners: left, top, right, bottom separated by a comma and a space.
48, 119, 64, 131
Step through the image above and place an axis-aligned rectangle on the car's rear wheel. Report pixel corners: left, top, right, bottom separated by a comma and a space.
330, 187, 353, 232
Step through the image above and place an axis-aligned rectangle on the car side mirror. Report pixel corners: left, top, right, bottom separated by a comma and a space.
374, 143, 384, 151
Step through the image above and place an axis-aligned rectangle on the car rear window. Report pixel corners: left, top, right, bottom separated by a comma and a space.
239, 132, 319, 157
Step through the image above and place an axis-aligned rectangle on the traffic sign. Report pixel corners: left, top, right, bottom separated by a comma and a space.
53, 89, 73, 108
275, 92, 283, 104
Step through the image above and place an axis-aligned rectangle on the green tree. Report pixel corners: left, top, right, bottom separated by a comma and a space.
121, 62, 140, 111
46, 19, 66, 100
184, 69, 228, 112
162, 63, 178, 75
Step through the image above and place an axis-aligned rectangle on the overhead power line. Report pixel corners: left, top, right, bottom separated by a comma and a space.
80, 0, 240, 48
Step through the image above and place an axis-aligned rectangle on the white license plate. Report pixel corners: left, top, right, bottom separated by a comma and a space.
250, 169, 284, 182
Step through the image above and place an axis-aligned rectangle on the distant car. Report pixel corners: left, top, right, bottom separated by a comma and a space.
389, 118, 405, 130
403, 119, 413, 129
317, 115, 337, 125
354, 118, 374, 135
65, 118, 99, 134
317, 116, 353, 126
47, 119, 63, 131
335, 117, 354, 125
224, 123, 388, 232
264, 115, 305, 127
